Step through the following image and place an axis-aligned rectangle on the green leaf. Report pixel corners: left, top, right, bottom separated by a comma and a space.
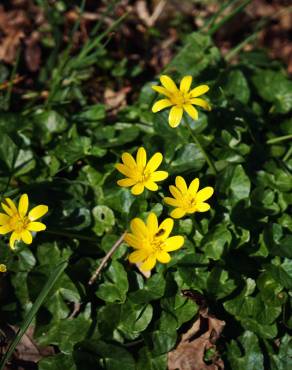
92, 205, 115, 236
129, 273, 166, 303
202, 224, 232, 260
38, 354, 76, 370
220, 69, 250, 104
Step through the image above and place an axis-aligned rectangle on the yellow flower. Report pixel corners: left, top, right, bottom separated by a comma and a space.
124, 212, 184, 271
0, 264, 7, 273
115, 147, 168, 196
0, 194, 48, 249
152, 75, 211, 128
164, 176, 214, 219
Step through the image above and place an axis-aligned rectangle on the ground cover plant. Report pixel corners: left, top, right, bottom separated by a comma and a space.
0, 0, 292, 369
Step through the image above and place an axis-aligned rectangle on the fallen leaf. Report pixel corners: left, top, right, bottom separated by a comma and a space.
168, 290, 225, 370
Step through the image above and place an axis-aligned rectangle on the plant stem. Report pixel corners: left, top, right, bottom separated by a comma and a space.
0, 260, 68, 370
283, 146, 292, 162
88, 231, 127, 285
266, 134, 292, 145
183, 118, 217, 175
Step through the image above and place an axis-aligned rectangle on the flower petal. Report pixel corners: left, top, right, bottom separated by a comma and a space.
158, 218, 174, 239
151, 171, 168, 182
0, 264, 7, 272
189, 85, 209, 97
175, 176, 188, 194
131, 183, 144, 195
130, 218, 148, 238
1, 202, 14, 217
122, 152, 136, 168
190, 98, 211, 111
128, 250, 148, 263
10, 232, 20, 249
170, 208, 186, 219
169, 185, 183, 199
124, 233, 142, 249
0, 213, 10, 225
196, 187, 214, 202
28, 205, 48, 221
140, 255, 156, 271
144, 181, 159, 191
160, 75, 178, 93
168, 106, 183, 128
146, 152, 163, 172
156, 251, 171, 264
0, 224, 12, 234
196, 202, 211, 212
164, 236, 184, 251
5, 198, 17, 213
152, 99, 173, 113
147, 213, 158, 236
180, 76, 192, 93
136, 147, 147, 169
189, 178, 200, 194
115, 163, 134, 177
151, 85, 171, 97
18, 194, 29, 216
117, 178, 136, 187
164, 197, 181, 207
183, 104, 198, 120
27, 222, 46, 232
21, 230, 32, 244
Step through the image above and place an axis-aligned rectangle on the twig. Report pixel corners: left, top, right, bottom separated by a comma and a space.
88, 231, 127, 285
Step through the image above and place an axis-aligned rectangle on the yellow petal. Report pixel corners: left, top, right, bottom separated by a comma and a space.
0, 224, 12, 234
160, 75, 178, 94
158, 218, 173, 239
27, 222, 46, 232
180, 76, 192, 93
21, 230, 32, 244
183, 104, 198, 120
140, 255, 156, 271
117, 178, 136, 187
131, 183, 144, 195
168, 106, 183, 128
190, 98, 211, 111
196, 187, 214, 202
1, 202, 14, 217
5, 198, 17, 213
151, 85, 171, 97
130, 218, 148, 238
122, 152, 136, 168
152, 99, 173, 113
28, 205, 48, 221
164, 236, 184, 251
156, 251, 171, 264
170, 208, 186, 219
189, 85, 209, 97
18, 194, 29, 216
151, 171, 168, 182
196, 202, 211, 212
124, 233, 142, 249
175, 176, 188, 194
10, 231, 20, 249
169, 185, 183, 200
136, 147, 147, 169
189, 178, 199, 194
115, 163, 134, 177
0, 213, 10, 225
0, 264, 7, 272
128, 250, 147, 263
146, 152, 163, 172
144, 181, 158, 191
164, 197, 181, 207
147, 213, 158, 236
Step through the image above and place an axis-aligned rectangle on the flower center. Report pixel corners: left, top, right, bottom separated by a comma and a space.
138, 169, 151, 184
170, 92, 190, 107
9, 214, 29, 233
151, 238, 164, 253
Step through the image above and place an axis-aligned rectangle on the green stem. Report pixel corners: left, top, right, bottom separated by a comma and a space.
45, 229, 97, 242
183, 118, 217, 175
266, 134, 292, 145
283, 146, 292, 162
0, 260, 68, 370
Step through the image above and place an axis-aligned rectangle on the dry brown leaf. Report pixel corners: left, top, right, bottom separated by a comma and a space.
168, 290, 225, 370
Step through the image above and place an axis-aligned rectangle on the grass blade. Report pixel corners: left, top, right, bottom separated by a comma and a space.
0, 260, 68, 370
